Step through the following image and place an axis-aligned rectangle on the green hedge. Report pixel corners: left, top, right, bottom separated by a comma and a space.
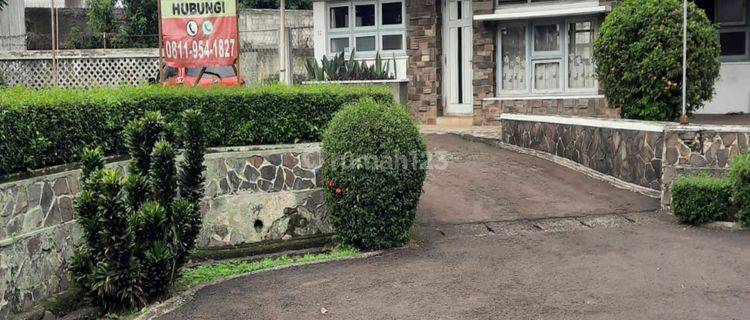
671, 173, 732, 225
0, 84, 393, 176
728, 154, 750, 226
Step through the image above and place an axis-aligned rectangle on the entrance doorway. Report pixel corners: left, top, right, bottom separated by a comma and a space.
442, 0, 474, 115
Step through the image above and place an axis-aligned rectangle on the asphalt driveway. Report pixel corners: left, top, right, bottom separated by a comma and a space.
159, 134, 749, 320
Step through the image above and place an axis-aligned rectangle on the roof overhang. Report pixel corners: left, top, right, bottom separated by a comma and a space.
474, 4, 609, 21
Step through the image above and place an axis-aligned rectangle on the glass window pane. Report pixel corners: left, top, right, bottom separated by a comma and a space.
720, 31, 747, 56
382, 2, 403, 25
330, 37, 349, 53
356, 36, 376, 51
534, 62, 560, 90
329, 6, 349, 29
717, 0, 746, 25
355, 4, 375, 27
568, 21, 595, 89
500, 25, 527, 92
534, 24, 560, 52
382, 34, 403, 50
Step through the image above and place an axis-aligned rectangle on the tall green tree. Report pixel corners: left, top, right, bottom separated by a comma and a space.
122, 0, 159, 46
88, 0, 118, 34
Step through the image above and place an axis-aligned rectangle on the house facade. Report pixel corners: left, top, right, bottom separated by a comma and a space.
312, 0, 750, 125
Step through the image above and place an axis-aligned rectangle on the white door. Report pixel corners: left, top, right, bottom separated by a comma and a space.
442, 0, 473, 115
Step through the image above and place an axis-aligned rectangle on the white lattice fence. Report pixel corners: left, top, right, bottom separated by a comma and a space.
0, 49, 159, 89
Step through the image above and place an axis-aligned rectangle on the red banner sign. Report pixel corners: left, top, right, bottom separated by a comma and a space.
159, 0, 239, 68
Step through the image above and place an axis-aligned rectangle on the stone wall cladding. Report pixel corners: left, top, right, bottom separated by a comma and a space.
472, 0, 496, 125
406, 0, 441, 125
661, 129, 750, 207
0, 143, 329, 317
502, 119, 663, 189
480, 97, 620, 125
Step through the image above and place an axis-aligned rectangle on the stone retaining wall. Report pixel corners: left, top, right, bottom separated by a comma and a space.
661, 126, 750, 207
0, 143, 329, 318
501, 114, 750, 209
502, 114, 663, 189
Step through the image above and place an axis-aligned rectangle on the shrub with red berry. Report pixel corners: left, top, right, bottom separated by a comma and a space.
322, 98, 427, 250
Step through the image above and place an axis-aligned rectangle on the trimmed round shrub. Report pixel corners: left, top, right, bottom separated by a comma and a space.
594, 0, 720, 121
322, 98, 427, 250
671, 173, 732, 224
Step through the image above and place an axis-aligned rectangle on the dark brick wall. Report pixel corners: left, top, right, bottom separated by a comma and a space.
472, 0, 496, 125
480, 97, 620, 125
406, 0, 442, 125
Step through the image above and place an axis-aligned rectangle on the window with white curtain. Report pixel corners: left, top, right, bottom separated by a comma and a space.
497, 16, 599, 96
326, 0, 406, 55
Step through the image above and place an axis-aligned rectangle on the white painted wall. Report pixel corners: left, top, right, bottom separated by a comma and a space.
313, 1, 327, 61
0, 0, 26, 50
698, 62, 750, 114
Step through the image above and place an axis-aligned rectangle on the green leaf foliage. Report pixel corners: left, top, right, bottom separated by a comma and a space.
671, 172, 732, 224
594, 0, 720, 121
322, 98, 427, 250
306, 50, 395, 81
71, 112, 207, 311
0, 84, 393, 176
728, 154, 750, 226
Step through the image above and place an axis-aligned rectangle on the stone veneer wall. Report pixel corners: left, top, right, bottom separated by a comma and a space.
406, 0, 442, 125
501, 114, 662, 189
0, 143, 329, 318
661, 127, 750, 207
502, 114, 750, 210
472, 0, 496, 125
480, 97, 620, 125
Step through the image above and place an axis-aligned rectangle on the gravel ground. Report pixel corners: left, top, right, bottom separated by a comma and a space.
159, 134, 749, 320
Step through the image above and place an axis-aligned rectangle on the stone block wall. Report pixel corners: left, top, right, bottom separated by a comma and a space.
0, 143, 329, 317
472, 0, 496, 125
479, 97, 620, 125
502, 115, 662, 189
406, 0, 442, 125
660, 128, 750, 207
502, 114, 750, 211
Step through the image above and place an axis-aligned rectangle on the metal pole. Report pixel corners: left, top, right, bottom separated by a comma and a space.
50, 0, 57, 86
680, 0, 689, 124
279, 0, 289, 85
157, 0, 165, 83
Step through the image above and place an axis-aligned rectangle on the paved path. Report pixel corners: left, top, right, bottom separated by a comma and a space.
418, 134, 657, 224
161, 134, 749, 320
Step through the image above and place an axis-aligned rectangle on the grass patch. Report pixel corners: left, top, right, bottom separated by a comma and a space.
175, 246, 360, 290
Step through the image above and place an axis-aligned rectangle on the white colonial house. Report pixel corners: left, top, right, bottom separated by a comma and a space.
312, 0, 750, 125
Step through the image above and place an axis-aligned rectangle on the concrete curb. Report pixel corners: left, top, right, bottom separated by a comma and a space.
134, 251, 382, 320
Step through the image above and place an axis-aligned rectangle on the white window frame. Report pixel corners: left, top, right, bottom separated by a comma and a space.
564, 16, 599, 93
380, 0, 406, 30
325, 0, 406, 57
713, 0, 750, 61
353, 1, 378, 31
531, 59, 563, 94
497, 22, 530, 95
354, 32, 379, 53
715, 0, 747, 27
328, 35, 352, 54
496, 16, 600, 97
380, 31, 406, 53
327, 3, 351, 31
531, 20, 563, 58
